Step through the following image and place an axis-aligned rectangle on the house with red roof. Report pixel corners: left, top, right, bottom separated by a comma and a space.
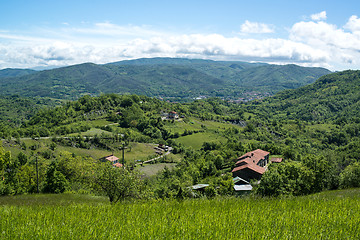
102, 154, 124, 168
231, 149, 270, 182
103, 154, 120, 163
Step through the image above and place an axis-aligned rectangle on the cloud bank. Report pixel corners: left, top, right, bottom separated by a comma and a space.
1, 12, 360, 70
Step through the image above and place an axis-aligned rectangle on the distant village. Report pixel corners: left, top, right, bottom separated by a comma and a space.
158, 91, 272, 103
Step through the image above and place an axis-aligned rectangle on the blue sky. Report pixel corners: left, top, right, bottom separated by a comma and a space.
1, 0, 360, 70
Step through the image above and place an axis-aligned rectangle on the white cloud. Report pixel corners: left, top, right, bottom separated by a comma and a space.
0, 33, 328, 69
311, 11, 327, 21
290, 21, 358, 49
344, 15, 360, 33
2, 16, 360, 70
240, 20, 274, 34
290, 18, 360, 69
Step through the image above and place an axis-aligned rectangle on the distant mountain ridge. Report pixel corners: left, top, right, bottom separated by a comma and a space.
0, 68, 36, 78
0, 58, 331, 100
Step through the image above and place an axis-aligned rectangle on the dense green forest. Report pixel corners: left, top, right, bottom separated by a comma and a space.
1, 69, 360, 202
0, 95, 59, 128
0, 58, 330, 100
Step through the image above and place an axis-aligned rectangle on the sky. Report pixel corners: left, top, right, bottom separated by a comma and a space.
1, 0, 360, 71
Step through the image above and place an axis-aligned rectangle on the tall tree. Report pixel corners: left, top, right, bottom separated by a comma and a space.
92, 162, 142, 203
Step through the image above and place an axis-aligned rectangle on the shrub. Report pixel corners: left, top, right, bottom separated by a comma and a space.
340, 162, 360, 188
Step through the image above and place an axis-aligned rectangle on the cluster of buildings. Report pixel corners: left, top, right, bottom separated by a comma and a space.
161, 111, 180, 120
104, 147, 282, 194
191, 149, 282, 193
228, 92, 272, 103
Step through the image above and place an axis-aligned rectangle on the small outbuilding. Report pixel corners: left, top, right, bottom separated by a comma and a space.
113, 162, 124, 168
271, 157, 283, 163
189, 184, 210, 194
233, 176, 253, 192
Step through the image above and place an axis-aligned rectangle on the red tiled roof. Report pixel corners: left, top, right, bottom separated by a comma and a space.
232, 149, 270, 176
232, 162, 266, 175
236, 149, 269, 166
105, 155, 119, 162
113, 163, 123, 168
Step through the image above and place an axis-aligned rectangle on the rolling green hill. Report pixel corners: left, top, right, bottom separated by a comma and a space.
254, 70, 360, 121
0, 58, 330, 100
0, 95, 58, 127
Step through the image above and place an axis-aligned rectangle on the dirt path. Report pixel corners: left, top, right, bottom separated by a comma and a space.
138, 147, 172, 165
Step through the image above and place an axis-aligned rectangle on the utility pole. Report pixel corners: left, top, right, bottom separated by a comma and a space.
36, 155, 39, 193
122, 142, 125, 165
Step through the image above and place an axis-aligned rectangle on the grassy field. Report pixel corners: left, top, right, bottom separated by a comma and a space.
68, 127, 112, 137
176, 132, 227, 150
164, 118, 240, 150
0, 189, 359, 239
137, 162, 177, 176
0, 193, 108, 206
165, 118, 243, 134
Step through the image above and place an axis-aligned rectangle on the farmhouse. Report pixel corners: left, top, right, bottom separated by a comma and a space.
232, 149, 270, 182
103, 154, 120, 163
161, 110, 181, 120
168, 111, 179, 119
102, 155, 125, 168
101, 154, 119, 165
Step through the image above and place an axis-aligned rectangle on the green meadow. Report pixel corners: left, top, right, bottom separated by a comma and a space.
165, 119, 238, 149
1, 189, 359, 239
176, 132, 227, 150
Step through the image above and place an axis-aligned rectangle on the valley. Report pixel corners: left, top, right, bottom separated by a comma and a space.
2, 1, 360, 238
0, 58, 359, 239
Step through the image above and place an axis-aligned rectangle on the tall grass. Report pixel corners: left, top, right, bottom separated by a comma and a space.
1, 189, 359, 239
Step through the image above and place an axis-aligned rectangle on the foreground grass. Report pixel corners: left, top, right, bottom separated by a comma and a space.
0, 189, 359, 239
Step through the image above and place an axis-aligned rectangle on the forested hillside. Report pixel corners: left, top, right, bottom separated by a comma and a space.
253, 70, 360, 121
0, 58, 330, 100
0, 95, 59, 128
